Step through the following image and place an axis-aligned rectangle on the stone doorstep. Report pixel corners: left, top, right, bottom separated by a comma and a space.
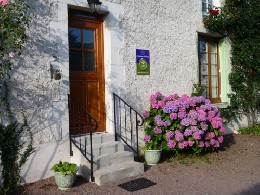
93, 161, 144, 186
93, 150, 134, 171
71, 133, 115, 147
83, 141, 125, 159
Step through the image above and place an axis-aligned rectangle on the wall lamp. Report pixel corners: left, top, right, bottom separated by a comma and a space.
87, 0, 102, 16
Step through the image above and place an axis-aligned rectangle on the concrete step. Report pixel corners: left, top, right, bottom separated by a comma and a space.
94, 161, 144, 186
71, 133, 114, 147
82, 141, 125, 159
93, 151, 134, 171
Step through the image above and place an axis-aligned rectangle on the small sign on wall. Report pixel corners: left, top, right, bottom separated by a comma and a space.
136, 49, 150, 75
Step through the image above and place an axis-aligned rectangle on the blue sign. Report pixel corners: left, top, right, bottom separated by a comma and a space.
136, 49, 150, 75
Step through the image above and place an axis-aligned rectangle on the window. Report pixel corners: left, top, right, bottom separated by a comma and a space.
202, 0, 213, 17
198, 35, 221, 103
202, 0, 220, 18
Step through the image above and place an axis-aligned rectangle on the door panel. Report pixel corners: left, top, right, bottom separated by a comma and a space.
69, 15, 105, 133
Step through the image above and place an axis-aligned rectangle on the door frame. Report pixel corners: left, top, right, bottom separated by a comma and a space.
68, 10, 106, 132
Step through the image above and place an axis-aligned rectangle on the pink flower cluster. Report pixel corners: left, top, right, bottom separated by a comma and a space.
143, 92, 226, 154
0, 0, 8, 6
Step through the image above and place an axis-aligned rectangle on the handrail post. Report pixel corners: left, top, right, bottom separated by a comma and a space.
136, 113, 139, 161
113, 93, 117, 141
68, 94, 97, 182
90, 118, 94, 182
68, 94, 73, 156
113, 93, 144, 160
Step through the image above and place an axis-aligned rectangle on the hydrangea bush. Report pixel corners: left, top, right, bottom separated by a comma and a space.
143, 92, 225, 155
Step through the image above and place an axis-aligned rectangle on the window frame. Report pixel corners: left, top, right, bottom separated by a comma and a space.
198, 35, 221, 103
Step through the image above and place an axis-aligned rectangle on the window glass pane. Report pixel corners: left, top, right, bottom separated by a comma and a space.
69, 28, 81, 48
84, 52, 95, 71
211, 53, 217, 65
211, 76, 218, 98
70, 50, 82, 71
211, 64, 218, 76
201, 54, 208, 64
83, 30, 95, 50
199, 39, 207, 53
201, 75, 208, 97
202, 0, 207, 16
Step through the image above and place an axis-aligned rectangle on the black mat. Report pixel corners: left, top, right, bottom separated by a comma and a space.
118, 178, 156, 192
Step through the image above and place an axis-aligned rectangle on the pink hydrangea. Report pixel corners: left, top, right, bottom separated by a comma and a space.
167, 140, 176, 148
219, 126, 226, 133
178, 141, 188, 149
217, 136, 224, 143
144, 92, 225, 154
175, 131, 184, 141
154, 126, 162, 134
188, 140, 194, 147
198, 141, 205, 148
166, 131, 174, 140
0, 0, 8, 6
144, 135, 151, 142
192, 131, 201, 140
170, 113, 177, 120
205, 141, 210, 147
211, 117, 223, 128
142, 110, 149, 119
208, 132, 215, 139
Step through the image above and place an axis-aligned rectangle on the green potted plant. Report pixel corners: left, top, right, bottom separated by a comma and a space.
50, 161, 77, 190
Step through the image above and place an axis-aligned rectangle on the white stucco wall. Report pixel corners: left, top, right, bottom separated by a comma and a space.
1, 0, 227, 184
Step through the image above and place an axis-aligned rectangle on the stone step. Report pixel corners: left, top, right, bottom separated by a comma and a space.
94, 161, 144, 186
71, 133, 114, 147
93, 151, 134, 171
83, 141, 125, 159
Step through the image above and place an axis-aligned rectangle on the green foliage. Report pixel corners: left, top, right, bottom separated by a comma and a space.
0, 1, 33, 194
204, 0, 260, 126
0, 0, 30, 78
238, 124, 260, 135
0, 84, 35, 195
191, 83, 206, 97
51, 161, 77, 176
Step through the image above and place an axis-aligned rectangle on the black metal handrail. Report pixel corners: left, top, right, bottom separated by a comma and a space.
113, 93, 144, 160
68, 94, 97, 182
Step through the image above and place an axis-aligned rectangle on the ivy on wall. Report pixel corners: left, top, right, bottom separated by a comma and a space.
204, 0, 260, 126
0, 1, 34, 194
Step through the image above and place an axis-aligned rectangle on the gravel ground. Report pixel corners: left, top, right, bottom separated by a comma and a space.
19, 134, 260, 195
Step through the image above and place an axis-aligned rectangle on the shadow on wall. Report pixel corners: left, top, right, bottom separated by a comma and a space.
0, 0, 71, 183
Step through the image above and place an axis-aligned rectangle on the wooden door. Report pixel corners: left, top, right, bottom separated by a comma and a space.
69, 15, 105, 133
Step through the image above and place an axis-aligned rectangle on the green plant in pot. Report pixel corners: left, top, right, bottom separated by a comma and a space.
50, 161, 77, 190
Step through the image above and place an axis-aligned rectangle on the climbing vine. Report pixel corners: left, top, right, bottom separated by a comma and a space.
0, 1, 34, 194
0, 0, 29, 79
204, 0, 260, 126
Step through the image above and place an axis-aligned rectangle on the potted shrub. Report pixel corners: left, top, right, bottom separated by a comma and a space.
142, 92, 226, 164
50, 161, 77, 190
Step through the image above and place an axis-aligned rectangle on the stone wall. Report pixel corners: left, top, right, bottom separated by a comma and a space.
0, 0, 212, 183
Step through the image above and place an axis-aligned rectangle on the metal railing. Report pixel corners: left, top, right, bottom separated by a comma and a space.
113, 93, 144, 160
68, 94, 97, 182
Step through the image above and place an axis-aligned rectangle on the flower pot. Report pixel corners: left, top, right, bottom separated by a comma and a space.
54, 172, 76, 190
144, 150, 162, 165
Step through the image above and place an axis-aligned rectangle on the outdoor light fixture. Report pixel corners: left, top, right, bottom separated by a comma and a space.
87, 0, 102, 16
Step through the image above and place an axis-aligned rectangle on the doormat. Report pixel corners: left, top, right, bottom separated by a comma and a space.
118, 178, 156, 192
